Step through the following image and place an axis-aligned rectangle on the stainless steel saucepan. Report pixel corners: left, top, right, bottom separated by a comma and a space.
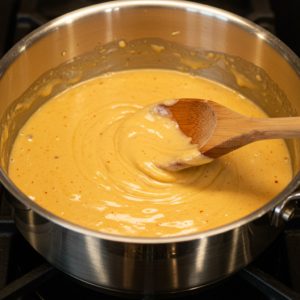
0, 0, 300, 295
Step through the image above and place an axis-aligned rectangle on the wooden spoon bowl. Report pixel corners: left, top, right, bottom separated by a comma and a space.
158, 98, 300, 160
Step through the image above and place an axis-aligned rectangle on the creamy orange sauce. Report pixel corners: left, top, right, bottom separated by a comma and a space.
8, 69, 292, 237
116, 99, 214, 177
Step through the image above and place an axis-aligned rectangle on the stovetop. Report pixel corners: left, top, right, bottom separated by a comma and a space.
0, 1, 300, 299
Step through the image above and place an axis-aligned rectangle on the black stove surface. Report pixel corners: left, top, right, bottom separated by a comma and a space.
0, 1, 300, 299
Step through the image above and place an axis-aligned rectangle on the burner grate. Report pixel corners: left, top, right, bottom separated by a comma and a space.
240, 264, 300, 300
0, 262, 57, 300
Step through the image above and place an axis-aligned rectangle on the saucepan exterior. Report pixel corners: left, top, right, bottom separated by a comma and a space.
0, 1, 300, 295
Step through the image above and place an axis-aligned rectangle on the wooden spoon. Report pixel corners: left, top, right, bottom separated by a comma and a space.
157, 98, 300, 160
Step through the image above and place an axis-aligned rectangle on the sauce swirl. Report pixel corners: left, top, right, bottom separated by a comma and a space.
9, 69, 292, 237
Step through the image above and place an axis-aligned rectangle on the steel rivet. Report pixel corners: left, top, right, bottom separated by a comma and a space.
281, 205, 295, 222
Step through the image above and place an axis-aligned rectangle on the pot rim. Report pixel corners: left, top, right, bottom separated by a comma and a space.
1, 0, 300, 244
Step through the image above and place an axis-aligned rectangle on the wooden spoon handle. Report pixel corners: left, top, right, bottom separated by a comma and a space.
201, 116, 300, 158
249, 117, 300, 140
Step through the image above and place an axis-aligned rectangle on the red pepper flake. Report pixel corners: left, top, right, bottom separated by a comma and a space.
31, 181, 33, 183
275, 181, 278, 183
45, 191, 47, 194
107, 161, 110, 163
100, 133, 102, 135
94, 115, 96, 117
200, 211, 203, 213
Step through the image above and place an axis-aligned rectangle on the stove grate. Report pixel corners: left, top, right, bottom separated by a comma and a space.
0, 263, 57, 300
240, 264, 300, 300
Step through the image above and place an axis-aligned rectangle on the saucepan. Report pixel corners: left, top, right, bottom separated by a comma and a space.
0, 0, 300, 296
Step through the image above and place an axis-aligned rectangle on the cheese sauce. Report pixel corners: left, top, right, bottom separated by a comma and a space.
8, 69, 292, 237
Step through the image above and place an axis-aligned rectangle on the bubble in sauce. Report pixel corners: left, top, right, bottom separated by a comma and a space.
27, 135, 33, 142
118, 40, 126, 48
143, 208, 158, 214
61, 50, 66, 57
205, 52, 215, 59
171, 31, 180, 36
150, 44, 165, 53
256, 74, 263, 82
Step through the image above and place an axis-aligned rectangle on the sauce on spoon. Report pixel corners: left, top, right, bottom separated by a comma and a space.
155, 98, 300, 170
